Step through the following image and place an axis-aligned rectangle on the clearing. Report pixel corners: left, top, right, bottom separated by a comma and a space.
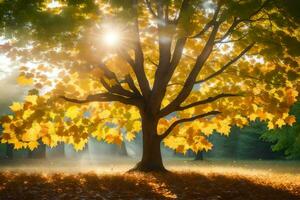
0, 158, 299, 200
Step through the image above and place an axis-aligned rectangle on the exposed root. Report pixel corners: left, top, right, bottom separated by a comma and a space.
127, 161, 170, 173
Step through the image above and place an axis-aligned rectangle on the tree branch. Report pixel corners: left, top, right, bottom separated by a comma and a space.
159, 111, 221, 140
191, 20, 215, 38
125, 74, 141, 95
215, 33, 248, 44
150, 37, 187, 114
145, 0, 158, 19
147, 57, 159, 67
215, 0, 271, 43
216, 17, 239, 43
172, 0, 189, 24
177, 93, 239, 112
191, 4, 221, 38
60, 92, 140, 106
130, 0, 151, 98
159, 16, 221, 117
97, 62, 137, 98
195, 43, 254, 84
100, 77, 135, 98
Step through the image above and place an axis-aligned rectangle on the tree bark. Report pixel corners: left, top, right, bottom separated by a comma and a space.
129, 113, 167, 172
194, 151, 204, 161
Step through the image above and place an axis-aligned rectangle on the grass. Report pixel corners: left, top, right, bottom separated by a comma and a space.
0, 158, 299, 199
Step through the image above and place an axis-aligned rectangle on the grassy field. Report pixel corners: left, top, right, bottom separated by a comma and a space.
0, 158, 299, 199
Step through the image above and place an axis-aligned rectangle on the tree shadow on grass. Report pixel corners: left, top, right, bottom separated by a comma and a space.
151, 172, 300, 200
0, 172, 298, 200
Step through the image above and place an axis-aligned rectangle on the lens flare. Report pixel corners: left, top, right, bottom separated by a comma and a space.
103, 31, 120, 47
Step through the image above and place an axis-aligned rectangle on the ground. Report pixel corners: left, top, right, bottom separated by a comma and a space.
0, 158, 299, 200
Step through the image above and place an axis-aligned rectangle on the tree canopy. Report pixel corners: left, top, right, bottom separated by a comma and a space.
0, 0, 299, 170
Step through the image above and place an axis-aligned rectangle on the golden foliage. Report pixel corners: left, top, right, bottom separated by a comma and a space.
1, 0, 300, 153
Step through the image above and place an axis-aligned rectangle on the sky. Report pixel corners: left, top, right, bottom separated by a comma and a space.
0, 54, 25, 115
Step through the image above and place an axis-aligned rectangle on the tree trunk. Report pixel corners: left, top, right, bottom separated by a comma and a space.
50, 143, 65, 158
6, 144, 13, 159
117, 142, 128, 156
194, 151, 204, 161
28, 142, 46, 159
129, 113, 167, 172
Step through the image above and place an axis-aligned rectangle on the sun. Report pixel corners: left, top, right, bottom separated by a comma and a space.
103, 31, 121, 47
47, 0, 62, 9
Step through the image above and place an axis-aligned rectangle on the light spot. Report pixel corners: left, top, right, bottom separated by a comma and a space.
47, 0, 62, 9
103, 31, 121, 47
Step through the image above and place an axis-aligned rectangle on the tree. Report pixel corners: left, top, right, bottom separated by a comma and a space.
6, 144, 14, 159
28, 142, 46, 159
194, 151, 204, 161
0, 0, 299, 172
261, 102, 300, 159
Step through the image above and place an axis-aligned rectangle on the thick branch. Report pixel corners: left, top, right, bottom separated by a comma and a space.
195, 43, 254, 84
158, 3, 222, 117
130, 0, 151, 98
191, 20, 215, 38
176, 93, 239, 112
145, 0, 158, 19
159, 111, 221, 140
119, 49, 150, 98
159, 20, 220, 117
150, 37, 187, 113
215, 33, 248, 44
60, 93, 140, 106
100, 77, 135, 98
125, 75, 141, 95
172, 0, 189, 24
97, 62, 138, 98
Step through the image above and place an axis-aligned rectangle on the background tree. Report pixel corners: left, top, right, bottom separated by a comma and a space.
0, 0, 299, 172
261, 102, 300, 159
5, 144, 14, 159
28, 140, 46, 159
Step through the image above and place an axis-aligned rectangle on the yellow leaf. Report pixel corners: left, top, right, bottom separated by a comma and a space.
42, 136, 51, 146
9, 102, 23, 112
25, 95, 38, 105
105, 134, 114, 144
28, 141, 39, 151
114, 135, 123, 146
275, 118, 285, 128
201, 125, 214, 136
17, 75, 33, 85
65, 106, 80, 119
267, 121, 274, 129
217, 119, 231, 135
14, 141, 24, 150
125, 132, 136, 141
175, 145, 186, 154
23, 109, 34, 120
99, 110, 110, 118
22, 124, 40, 142
285, 115, 296, 126
129, 108, 140, 119
73, 139, 87, 151
249, 113, 257, 121
1, 139, 8, 143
